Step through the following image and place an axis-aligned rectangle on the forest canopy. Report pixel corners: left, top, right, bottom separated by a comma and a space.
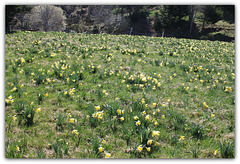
5, 5, 235, 42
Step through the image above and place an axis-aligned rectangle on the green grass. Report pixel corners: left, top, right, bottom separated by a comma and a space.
5, 31, 235, 158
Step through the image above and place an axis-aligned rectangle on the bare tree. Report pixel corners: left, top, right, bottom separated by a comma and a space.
86, 5, 129, 33
29, 5, 66, 31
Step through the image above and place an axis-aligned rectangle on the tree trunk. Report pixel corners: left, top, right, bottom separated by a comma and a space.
201, 13, 206, 33
188, 5, 195, 34
121, 7, 124, 23
6, 15, 10, 33
6, 23, 10, 33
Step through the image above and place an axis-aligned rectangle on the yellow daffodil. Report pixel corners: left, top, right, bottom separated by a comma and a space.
136, 120, 141, 126
142, 77, 147, 82
137, 145, 143, 152
117, 109, 124, 115
92, 113, 97, 118
72, 129, 79, 135
134, 116, 139, 120
146, 147, 151, 152
145, 114, 150, 120
15, 146, 20, 152
105, 152, 111, 158
213, 149, 219, 156
179, 135, 185, 141
147, 140, 153, 145
12, 115, 17, 121
20, 57, 25, 63
36, 108, 41, 113
5, 99, 10, 104
203, 102, 209, 108
152, 130, 160, 137
96, 111, 103, 120
11, 87, 17, 92
152, 86, 156, 90
102, 140, 106, 144
50, 53, 56, 57
142, 111, 146, 115
69, 118, 77, 124
225, 86, 232, 92
112, 116, 117, 120
95, 105, 101, 110
98, 146, 104, 152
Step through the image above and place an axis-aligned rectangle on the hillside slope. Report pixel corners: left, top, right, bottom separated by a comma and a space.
5, 31, 235, 158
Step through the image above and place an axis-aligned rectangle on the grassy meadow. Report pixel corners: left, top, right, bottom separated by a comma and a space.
5, 31, 235, 158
